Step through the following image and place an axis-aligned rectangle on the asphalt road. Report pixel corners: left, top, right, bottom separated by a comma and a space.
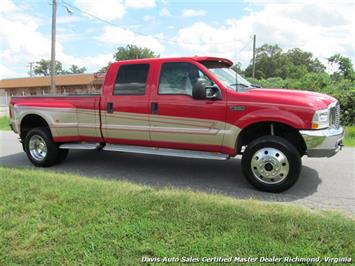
1, 131, 354, 214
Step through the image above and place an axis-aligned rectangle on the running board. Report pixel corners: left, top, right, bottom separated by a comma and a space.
59, 143, 101, 150
103, 144, 229, 160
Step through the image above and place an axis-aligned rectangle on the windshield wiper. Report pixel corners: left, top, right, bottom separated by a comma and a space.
229, 83, 250, 88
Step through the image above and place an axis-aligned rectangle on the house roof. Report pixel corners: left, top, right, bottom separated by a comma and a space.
0, 73, 104, 89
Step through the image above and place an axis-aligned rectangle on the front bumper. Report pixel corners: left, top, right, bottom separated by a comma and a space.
300, 127, 344, 157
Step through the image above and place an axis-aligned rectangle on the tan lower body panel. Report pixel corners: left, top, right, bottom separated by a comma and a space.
14, 107, 240, 151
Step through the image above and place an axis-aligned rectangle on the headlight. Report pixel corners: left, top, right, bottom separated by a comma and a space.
312, 108, 329, 129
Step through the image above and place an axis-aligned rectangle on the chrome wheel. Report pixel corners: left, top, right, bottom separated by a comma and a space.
29, 135, 47, 161
251, 147, 289, 184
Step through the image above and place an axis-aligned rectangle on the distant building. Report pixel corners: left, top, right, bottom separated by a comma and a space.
0, 73, 105, 105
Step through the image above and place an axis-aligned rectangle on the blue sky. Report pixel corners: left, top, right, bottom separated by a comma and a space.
1, 0, 354, 78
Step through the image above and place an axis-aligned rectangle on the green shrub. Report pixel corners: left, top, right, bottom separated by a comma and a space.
329, 90, 355, 126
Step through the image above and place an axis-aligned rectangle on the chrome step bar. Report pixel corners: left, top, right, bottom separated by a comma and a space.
59, 143, 101, 150
103, 144, 229, 160
59, 142, 229, 160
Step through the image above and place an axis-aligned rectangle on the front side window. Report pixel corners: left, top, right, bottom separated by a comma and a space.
114, 64, 149, 95
158, 62, 212, 96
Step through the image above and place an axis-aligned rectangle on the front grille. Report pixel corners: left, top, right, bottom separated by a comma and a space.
329, 102, 340, 128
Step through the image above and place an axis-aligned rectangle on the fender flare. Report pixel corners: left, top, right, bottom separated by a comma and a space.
235, 108, 307, 129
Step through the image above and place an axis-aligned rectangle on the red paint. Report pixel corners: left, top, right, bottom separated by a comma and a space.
10, 56, 337, 156
53, 136, 103, 142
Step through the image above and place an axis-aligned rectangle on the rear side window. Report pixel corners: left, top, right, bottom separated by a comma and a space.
114, 64, 149, 95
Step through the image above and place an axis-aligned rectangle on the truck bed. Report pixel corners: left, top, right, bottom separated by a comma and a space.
10, 95, 103, 142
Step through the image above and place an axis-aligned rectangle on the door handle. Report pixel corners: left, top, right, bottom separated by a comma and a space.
107, 102, 113, 113
151, 102, 158, 114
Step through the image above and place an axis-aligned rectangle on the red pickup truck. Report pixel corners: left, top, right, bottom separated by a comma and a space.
9, 56, 344, 192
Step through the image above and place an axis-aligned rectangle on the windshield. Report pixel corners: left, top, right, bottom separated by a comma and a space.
206, 66, 253, 92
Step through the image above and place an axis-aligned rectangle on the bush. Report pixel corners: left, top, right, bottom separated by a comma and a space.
329, 90, 355, 126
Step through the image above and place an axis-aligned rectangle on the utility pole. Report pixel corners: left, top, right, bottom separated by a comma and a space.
50, 0, 57, 95
252, 34, 256, 79
28, 62, 36, 77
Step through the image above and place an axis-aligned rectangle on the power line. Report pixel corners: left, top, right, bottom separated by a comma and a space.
59, 0, 253, 46
238, 37, 253, 53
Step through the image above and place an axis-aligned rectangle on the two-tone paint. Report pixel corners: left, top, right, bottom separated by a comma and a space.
10, 56, 337, 156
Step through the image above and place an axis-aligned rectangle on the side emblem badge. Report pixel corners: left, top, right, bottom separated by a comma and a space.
230, 106, 245, 111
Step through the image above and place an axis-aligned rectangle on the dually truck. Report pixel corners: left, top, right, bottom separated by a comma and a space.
9, 56, 344, 192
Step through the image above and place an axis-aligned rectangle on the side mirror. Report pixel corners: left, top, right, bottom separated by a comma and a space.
192, 79, 220, 100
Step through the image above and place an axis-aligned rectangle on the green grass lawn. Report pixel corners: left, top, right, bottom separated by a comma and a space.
344, 126, 355, 147
0, 167, 354, 265
0, 116, 10, 130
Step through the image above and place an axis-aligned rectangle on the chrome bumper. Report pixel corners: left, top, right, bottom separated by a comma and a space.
300, 127, 344, 157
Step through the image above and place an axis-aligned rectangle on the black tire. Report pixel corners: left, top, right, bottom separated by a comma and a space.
24, 127, 61, 167
241, 135, 301, 193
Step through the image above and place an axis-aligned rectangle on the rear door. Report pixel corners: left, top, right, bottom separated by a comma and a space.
101, 63, 151, 145
149, 61, 227, 152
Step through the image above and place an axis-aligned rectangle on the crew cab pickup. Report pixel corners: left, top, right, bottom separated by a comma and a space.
9, 56, 344, 192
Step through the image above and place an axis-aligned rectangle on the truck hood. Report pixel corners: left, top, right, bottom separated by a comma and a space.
239, 88, 336, 110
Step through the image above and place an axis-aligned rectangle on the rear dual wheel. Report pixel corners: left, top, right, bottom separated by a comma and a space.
24, 127, 68, 167
241, 136, 301, 193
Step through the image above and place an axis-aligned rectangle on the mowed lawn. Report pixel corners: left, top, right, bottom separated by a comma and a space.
0, 116, 10, 130
344, 126, 355, 147
0, 167, 354, 265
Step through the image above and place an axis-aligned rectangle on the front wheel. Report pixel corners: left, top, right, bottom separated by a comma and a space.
24, 127, 65, 167
241, 136, 301, 193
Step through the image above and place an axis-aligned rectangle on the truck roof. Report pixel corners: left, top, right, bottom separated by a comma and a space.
111, 56, 234, 67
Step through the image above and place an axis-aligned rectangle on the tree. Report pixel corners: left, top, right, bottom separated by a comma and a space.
99, 45, 158, 72
244, 44, 285, 79
114, 44, 157, 61
232, 62, 243, 74
328, 54, 354, 81
244, 44, 325, 79
286, 48, 325, 73
68, 65, 86, 74
33, 59, 63, 76
98, 62, 112, 73
33, 59, 86, 76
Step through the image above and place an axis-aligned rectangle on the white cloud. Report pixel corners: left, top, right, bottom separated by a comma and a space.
143, 15, 155, 22
160, 7, 171, 17
0, 64, 17, 79
99, 26, 165, 53
182, 9, 207, 17
176, 22, 252, 65
160, 8, 207, 18
75, 0, 125, 21
0, 2, 109, 78
0, 8, 52, 67
176, 2, 355, 67
57, 16, 82, 24
0, 0, 16, 13
74, 0, 156, 21
58, 53, 113, 71
125, 0, 156, 8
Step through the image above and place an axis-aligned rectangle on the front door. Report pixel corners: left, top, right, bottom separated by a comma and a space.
101, 63, 151, 145
149, 61, 227, 152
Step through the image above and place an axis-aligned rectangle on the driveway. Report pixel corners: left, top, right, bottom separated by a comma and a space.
1, 131, 354, 214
